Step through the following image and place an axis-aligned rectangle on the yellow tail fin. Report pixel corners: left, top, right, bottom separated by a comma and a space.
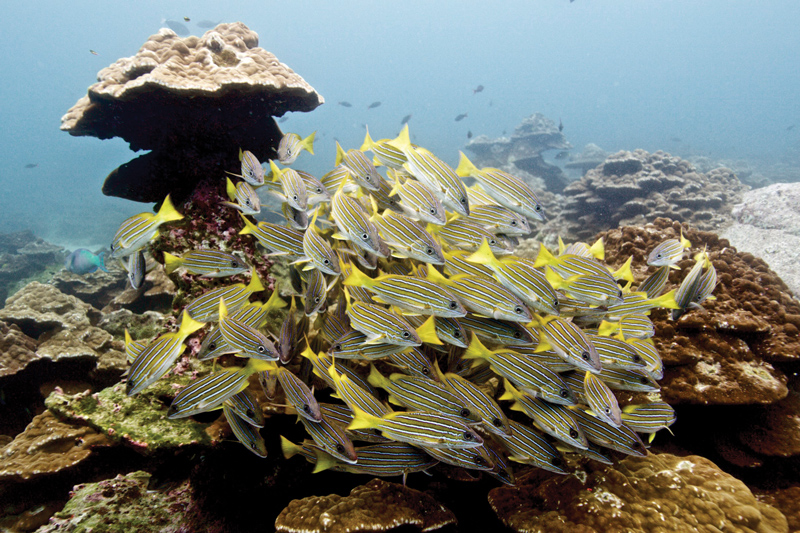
455, 151, 478, 178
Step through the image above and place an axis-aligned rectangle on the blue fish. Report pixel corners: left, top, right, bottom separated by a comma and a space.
64, 249, 108, 274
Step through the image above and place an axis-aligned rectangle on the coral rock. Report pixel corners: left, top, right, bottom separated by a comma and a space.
0, 321, 39, 379
738, 389, 800, 457
275, 478, 456, 533
52, 268, 128, 310
488, 453, 788, 533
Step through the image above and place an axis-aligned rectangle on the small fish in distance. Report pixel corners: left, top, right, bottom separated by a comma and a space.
368, 101, 382, 109
473, 85, 484, 94
338, 101, 352, 108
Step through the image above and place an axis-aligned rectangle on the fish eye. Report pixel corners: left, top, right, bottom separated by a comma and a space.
361, 233, 369, 240
314, 297, 321, 303
336, 444, 346, 454
460, 408, 471, 418
244, 199, 252, 207
553, 299, 559, 308
633, 354, 642, 363
323, 259, 330, 265
514, 306, 524, 315
513, 331, 522, 338
257, 345, 266, 353
581, 351, 590, 361
449, 301, 458, 310
402, 331, 411, 338
569, 428, 579, 439
452, 329, 461, 338
333, 344, 342, 351
618, 290, 623, 298
492, 418, 503, 427
510, 220, 517, 226
535, 205, 542, 212
604, 407, 611, 414
460, 197, 467, 204
421, 367, 430, 374
474, 455, 486, 465
231, 260, 238, 267
292, 195, 298, 201
560, 389, 569, 398
463, 431, 474, 441
317, 187, 323, 193
656, 252, 662, 258
490, 239, 497, 245
426, 248, 434, 255
429, 207, 436, 215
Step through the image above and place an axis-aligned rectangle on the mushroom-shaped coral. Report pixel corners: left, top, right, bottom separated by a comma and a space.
274, 478, 456, 533
488, 453, 788, 532
61, 22, 323, 203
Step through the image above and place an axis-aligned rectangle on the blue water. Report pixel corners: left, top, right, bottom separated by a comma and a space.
1, 0, 798, 247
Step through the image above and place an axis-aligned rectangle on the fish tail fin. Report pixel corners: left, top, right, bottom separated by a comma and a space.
360, 127, 375, 152
557, 236, 566, 255
163, 252, 182, 274
238, 147, 244, 161
367, 364, 390, 390
597, 320, 619, 337
97, 251, 109, 273
544, 267, 566, 289
347, 405, 382, 431
465, 238, 500, 270
247, 267, 265, 293
239, 214, 258, 235
651, 289, 680, 310
155, 195, 183, 224
613, 256, 635, 283
533, 243, 557, 268
390, 124, 411, 151
263, 289, 286, 312
243, 358, 277, 376
226, 177, 238, 201
218, 298, 229, 322
462, 333, 491, 361
342, 263, 372, 288
312, 448, 338, 473
455, 151, 478, 178
679, 228, 691, 250
590, 237, 605, 260
416, 316, 442, 345
302, 131, 316, 155
334, 141, 347, 166
178, 310, 205, 336
268, 160, 283, 182
497, 378, 520, 401
280, 435, 302, 459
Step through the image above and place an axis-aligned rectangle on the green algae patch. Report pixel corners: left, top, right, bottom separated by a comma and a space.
45, 370, 214, 454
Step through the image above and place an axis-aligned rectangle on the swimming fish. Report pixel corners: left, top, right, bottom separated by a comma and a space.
368, 101, 382, 109
277, 132, 316, 165
239, 215, 305, 257
388, 176, 447, 225
338, 101, 353, 107
473, 85, 484, 94
467, 205, 531, 236
300, 213, 341, 276
360, 130, 408, 170
277, 366, 322, 423
620, 401, 676, 442
535, 315, 602, 373
89, 50, 98, 56
335, 142, 384, 191
269, 160, 308, 211
218, 298, 280, 360
64, 249, 108, 275
298, 412, 358, 464
126, 250, 146, 289
647, 230, 691, 268
110, 195, 183, 259
228, 149, 265, 187
184, 268, 268, 322
558, 118, 563, 132
222, 177, 261, 215
495, 420, 568, 474
583, 371, 622, 427
401, 114, 412, 125
455, 113, 468, 122
164, 249, 249, 278
164, 20, 190, 36
345, 294, 440, 346
330, 189, 387, 258
223, 404, 267, 457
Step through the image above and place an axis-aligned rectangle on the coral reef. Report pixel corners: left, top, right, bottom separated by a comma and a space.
0, 230, 65, 303
61, 22, 323, 203
275, 478, 457, 533
487, 453, 788, 532
564, 143, 608, 175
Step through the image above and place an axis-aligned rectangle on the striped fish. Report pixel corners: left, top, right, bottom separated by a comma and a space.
330, 189, 387, 257
339, 240, 379, 271
224, 389, 264, 427
282, 203, 309, 230
598, 366, 660, 392
670, 259, 701, 315
278, 308, 299, 364
110, 195, 183, 259
586, 334, 648, 371
315, 440, 437, 480
123, 329, 147, 364
569, 407, 647, 456
534, 245, 633, 284
637, 265, 670, 298
484, 443, 516, 486
163, 249, 249, 278
304, 267, 329, 316
258, 368, 279, 400
458, 315, 537, 346
303, 348, 378, 396
197, 296, 280, 361
368, 366, 481, 424
338, 260, 374, 304
320, 295, 350, 342
647, 230, 691, 267
433, 362, 511, 437
432, 218, 514, 255
318, 403, 389, 443
335, 142, 384, 191
368, 172, 403, 213
126, 312, 205, 396
372, 211, 445, 264
360, 128, 408, 169
126, 250, 146, 289
327, 365, 392, 419
269, 160, 308, 211
349, 406, 484, 449
223, 404, 267, 457
218, 298, 279, 360
503, 343, 576, 372
455, 152, 544, 221
277, 366, 321, 423
500, 380, 588, 450
388, 346, 438, 380
537, 316, 602, 373
391, 126, 470, 216
343, 264, 465, 318
346, 297, 439, 346
583, 371, 622, 426
443, 250, 495, 278
597, 314, 655, 340
301, 219, 341, 276
462, 335, 576, 406
466, 242, 560, 316
277, 131, 315, 165
235, 149, 265, 186
673, 252, 717, 320
320, 166, 357, 195
621, 401, 676, 441
299, 412, 358, 464
167, 358, 273, 418
466, 204, 531, 236
328, 329, 409, 360
605, 290, 680, 318
388, 174, 447, 225
426, 268, 532, 323
421, 442, 495, 471
495, 420, 568, 474
558, 236, 605, 260
465, 183, 499, 207
296, 170, 331, 205
239, 215, 305, 257
184, 270, 267, 323
626, 338, 663, 379
545, 269, 624, 308
222, 177, 261, 215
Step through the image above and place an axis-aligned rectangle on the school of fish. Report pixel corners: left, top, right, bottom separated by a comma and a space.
110, 123, 717, 485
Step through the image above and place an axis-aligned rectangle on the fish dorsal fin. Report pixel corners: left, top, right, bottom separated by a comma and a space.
455, 151, 478, 178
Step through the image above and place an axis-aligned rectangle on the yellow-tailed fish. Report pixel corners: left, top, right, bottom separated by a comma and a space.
463, 335, 576, 406
455, 152, 544, 221
343, 264, 465, 317
327, 364, 392, 419
222, 177, 261, 215
299, 412, 358, 464
164, 249, 249, 278
569, 407, 647, 456
277, 366, 321, 423
303, 348, 377, 396
443, 250, 495, 278
426, 267, 532, 323
338, 260, 374, 303
335, 142, 384, 191
368, 172, 403, 213
224, 389, 264, 427
277, 131, 315, 165
197, 296, 281, 361
184, 269, 268, 322
466, 204, 531, 236
495, 419, 568, 474
620, 401, 676, 442
300, 213, 341, 276
330, 189, 387, 257
388, 346, 437, 380
361, 128, 407, 169
466, 240, 560, 316
597, 314, 655, 340
672, 252, 717, 320
223, 404, 267, 457
500, 379, 588, 450
110, 195, 183, 259
625, 338, 663, 379
605, 290, 680, 319
239, 215, 305, 257
167, 358, 273, 418
328, 329, 409, 360
421, 442, 495, 472
368, 365, 481, 425
465, 183, 499, 207
559, 236, 605, 260
320, 166, 357, 195
586, 333, 647, 371
281, 203, 309, 230
597, 366, 660, 392
126, 311, 204, 396
296, 170, 331, 205
348, 405, 483, 449
504, 343, 576, 372
345, 294, 440, 346
647, 229, 691, 267
269, 160, 308, 211
391, 125, 470, 216
535, 315, 602, 373
312, 441, 437, 481
318, 403, 389, 443
388, 173, 446, 225
458, 315, 537, 346
583, 371, 622, 427
124, 329, 147, 364
218, 298, 279, 360
431, 218, 514, 255
304, 267, 329, 316
126, 250, 146, 289
372, 211, 445, 264
534, 244, 632, 284
545, 269, 624, 308
637, 265, 670, 298
230, 149, 265, 186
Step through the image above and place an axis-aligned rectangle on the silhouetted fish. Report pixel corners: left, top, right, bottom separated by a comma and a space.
787, 124, 796, 131
339, 101, 353, 108
196, 20, 219, 29
558, 119, 563, 132
467, 131, 473, 139
455, 113, 468, 122
279, 117, 289, 123
368, 101, 382, 109
183, 16, 190, 22
555, 151, 569, 160
24, 163, 37, 169
401, 114, 412, 125
473, 85, 484, 94
164, 20, 190, 36
89, 50, 98, 55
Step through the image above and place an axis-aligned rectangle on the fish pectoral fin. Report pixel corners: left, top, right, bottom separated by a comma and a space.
362, 333, 387, 345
